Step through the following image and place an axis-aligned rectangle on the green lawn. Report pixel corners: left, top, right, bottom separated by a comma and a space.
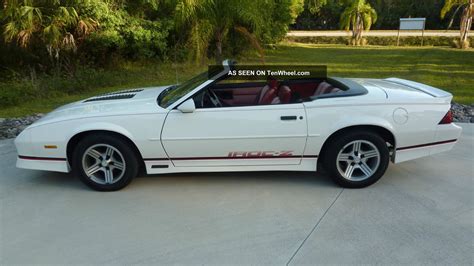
1, 43, 473, 117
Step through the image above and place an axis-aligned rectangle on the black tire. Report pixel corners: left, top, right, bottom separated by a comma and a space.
72, 134, 138, 191
324, 130, 389, 188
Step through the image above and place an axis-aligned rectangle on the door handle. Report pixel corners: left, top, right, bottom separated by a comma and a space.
280, 116, 297, 121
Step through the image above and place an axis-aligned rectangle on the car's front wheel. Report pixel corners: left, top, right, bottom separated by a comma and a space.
72, 134, 138, 191
324, 131, 389, 188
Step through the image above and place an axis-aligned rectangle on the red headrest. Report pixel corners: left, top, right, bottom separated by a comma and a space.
278, 86, 291, 104
268, 79, 278, 89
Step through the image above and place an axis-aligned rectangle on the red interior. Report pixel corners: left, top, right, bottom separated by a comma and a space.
259, 87, 278, 105
278, 86, 292, 104
287, 83, 319, 98
213, 80, 332, 107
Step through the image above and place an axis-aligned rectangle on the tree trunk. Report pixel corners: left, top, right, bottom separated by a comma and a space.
352, 14, 363, 45
459, 1, 473, 49
215, 31, 223, 64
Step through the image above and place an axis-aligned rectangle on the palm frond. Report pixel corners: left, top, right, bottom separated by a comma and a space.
234, 25, 264, 61
339, 9, 352, 30
187, 19, 213, 63
441, 0, 456, 19
17, 29, 32, 48
62, 32, 76, 52
441, 0, 469, 18
446, 4, 464, 29
76, 18, 98, 37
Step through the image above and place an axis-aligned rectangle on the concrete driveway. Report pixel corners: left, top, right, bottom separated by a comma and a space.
1, 124, 473, 265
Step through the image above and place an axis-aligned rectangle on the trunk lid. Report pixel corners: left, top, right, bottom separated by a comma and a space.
357, 78, 453, 104
384, 78, 452, 98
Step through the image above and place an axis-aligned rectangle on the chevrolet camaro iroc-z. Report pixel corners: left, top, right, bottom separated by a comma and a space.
15, 61, 462, 191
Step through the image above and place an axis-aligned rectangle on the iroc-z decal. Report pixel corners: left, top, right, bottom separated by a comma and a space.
228, 151, 295, 158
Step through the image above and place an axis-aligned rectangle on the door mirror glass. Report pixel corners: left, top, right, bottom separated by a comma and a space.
177, 99, 196, 113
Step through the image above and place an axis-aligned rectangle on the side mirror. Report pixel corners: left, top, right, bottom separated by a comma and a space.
177, 99, 196, 113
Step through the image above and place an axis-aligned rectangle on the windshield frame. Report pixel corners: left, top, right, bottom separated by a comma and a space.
157, 63, 230, 109
158, 71, 209, 108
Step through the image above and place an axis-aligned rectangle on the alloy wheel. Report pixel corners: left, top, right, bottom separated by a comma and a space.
82, 144, 126, 185
336, 140, 381, 181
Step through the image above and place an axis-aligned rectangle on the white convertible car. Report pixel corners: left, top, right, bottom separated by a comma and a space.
15, 61, 462, 191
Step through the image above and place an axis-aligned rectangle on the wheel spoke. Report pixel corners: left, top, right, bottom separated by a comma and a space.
359, 162, 373, 177
105, 147, 114, 158
338, 153, 352, 162
112, 161, 124, 171
353, 141, 361, 152
104, 168, 114, 184
363, 150, 378, 159
344, 164, 355, 179
87, 149, 102, 160
86, 164, 101, 177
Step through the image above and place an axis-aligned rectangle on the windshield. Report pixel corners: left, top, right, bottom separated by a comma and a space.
158, 71, 209, 108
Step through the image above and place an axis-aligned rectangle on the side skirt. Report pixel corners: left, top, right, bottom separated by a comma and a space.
144, 157, 318, 174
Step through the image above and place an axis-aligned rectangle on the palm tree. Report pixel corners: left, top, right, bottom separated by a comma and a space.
174, 0, 264, 63
2, 0, 97, 59
339, 0, 377, 46
441, 0, 473, 49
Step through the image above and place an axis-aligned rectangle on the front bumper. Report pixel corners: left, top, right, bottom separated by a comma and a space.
16, 156, 70, 173
15, 128, 71, 173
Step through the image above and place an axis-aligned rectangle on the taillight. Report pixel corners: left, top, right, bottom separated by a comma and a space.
439, 110, 453, 124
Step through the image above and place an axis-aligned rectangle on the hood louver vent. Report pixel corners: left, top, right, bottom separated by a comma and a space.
84, 89, 144, 103
99, 89, 144, 96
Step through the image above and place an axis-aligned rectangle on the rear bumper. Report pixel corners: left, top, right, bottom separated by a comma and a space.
16, 156, 70, 173
430, 123, 463, 155
394, 123, 462, 163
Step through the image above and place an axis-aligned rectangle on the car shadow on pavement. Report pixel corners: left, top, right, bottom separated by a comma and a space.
26, 171, 87, 190
135, 171, 336, 189
24, 169, 337, 191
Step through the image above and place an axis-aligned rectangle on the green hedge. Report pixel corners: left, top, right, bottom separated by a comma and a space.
285, 35, 474, 47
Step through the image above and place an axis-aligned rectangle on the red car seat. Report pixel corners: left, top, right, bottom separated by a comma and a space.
313, 81, 333, 96
278, 85, 292, 104
259, 87, 278, 105
258, 79, 279, 105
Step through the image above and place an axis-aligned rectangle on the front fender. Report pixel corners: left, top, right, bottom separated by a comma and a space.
21, 119, 136, 160
66, 122, 135, 143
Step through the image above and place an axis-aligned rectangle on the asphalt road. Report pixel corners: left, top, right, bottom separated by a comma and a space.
287, 30, 473, 37
1, 124, 473, 265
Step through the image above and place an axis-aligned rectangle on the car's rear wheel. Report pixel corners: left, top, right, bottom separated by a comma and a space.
72, 135, 138, 191
324, 131, 389, 188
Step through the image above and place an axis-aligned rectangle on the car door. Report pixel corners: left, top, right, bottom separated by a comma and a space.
161, 104, 308, 167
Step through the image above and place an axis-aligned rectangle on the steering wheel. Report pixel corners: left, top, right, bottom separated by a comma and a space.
201, 89, 223, 108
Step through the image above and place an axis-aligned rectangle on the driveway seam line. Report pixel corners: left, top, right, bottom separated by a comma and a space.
285, 188, 344, 266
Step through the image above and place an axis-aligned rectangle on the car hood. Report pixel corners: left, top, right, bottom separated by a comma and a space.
30, 86, 170, 128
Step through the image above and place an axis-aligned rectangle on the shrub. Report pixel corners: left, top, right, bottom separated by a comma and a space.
0, 80, 38, 107
121, 18, 172, 59
79, 5, 173, 63
285, 35, 474, 47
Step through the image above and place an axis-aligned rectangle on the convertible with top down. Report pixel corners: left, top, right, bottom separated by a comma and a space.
15, 60, 462, 191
